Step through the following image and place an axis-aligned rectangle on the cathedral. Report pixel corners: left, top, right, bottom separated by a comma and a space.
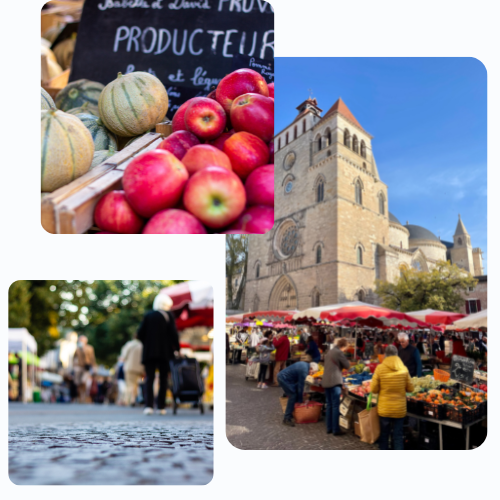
243, 97, 484, 312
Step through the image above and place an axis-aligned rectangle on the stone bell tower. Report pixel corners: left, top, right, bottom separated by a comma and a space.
449, 214, 474, 273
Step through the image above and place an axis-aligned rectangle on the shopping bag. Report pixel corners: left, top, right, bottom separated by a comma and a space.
358, 393, 380, 444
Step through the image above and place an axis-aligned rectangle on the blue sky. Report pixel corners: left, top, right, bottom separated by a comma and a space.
275, 57, 487, 271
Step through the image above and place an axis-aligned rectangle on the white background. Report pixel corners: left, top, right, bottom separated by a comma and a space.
1, 0, 497, 496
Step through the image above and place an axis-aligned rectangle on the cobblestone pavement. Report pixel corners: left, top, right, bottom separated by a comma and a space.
226, 364, 377, 450
9, 403, 213, 485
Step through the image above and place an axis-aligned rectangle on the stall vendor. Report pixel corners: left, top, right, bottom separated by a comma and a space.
277, 361, 319, 426
306, 335, 321, 363
272, 331, 290, 386
374, 337, 384, 356
397, 332, 422, 377
234, 329, 250, 364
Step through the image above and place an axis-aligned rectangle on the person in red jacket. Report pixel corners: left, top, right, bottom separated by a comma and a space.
271, 332, 290, 387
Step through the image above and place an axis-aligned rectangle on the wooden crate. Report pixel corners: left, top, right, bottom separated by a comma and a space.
41, 122, 172, 234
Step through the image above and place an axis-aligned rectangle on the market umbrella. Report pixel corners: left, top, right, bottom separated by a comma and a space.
446, 309, 487, 331
406, 309, 467, 325
160, 281, 213, 329
319, 305, 431, 329
243, 310, 298, 322
226, 313, 244, 323
292, 301, 383, 322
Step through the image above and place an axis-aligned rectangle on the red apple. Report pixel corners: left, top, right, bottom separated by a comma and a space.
182, 144, 232, 175
216, 68, 269, 115
211, 130, 235, 151
184, 97, 226, 141
227, 205, 275, 234
245, 164, 274, 207
142, 209, 207, 234
221, 230, 250, 234
157, 130, 200, 160
268, 141, 274, 163
171, 97, 205, 132
223, 131, 268, 180
268, 82, 274, 99
94, 190, 144, 234
230, 93, 274, 143
183, 166, 246, 229
95, 231, 116, 234
207, 90, 217, 100
122, 150, 189, 218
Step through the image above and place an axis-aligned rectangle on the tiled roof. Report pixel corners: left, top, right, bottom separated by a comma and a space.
320, 98, 363, 129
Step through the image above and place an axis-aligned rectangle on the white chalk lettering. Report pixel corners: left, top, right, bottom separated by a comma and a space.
218, 0, 230, 10
223, 29, 238, 57
168, 0, 210, 8
114, 26, 130, 52
191, 66, 221, 90
155, 29, 172, 54
242, 0, 254, 12
126, 64, 135, 73
239, 31, 257, 56
173, 29, 188, 55
168, 70, 185, 82
260, 30, 273, 59
207, 30, 225, 53
230, 0, 242, 11
127, 26, 141, 52
141, 27, 158, 53
257, 0, 271, 13
98, 0, 164, 10
189, 29, 203, 55
167, 87, 182, 98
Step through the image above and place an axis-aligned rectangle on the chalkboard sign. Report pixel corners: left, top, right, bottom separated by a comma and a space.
450, 355, 475, 385
231, 53, 273, 82
69, 0, 274, 118
364, 342, 374, 358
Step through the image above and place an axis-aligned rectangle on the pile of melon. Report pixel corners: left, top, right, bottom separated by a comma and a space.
41, 72, 169, 193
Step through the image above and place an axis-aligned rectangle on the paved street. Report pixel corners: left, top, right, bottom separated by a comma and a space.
226, 363, 376, 450
9, 403, 213, 485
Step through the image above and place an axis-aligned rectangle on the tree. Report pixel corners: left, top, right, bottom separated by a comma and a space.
226, 235, 248, 310
8, 280, 32, 329
375, 260, 478, 312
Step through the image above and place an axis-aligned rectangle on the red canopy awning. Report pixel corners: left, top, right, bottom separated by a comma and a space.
425, 311, 467, 325
243, 310, 298, 321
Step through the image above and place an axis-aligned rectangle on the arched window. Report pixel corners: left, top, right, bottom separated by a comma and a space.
378, 193, 385, 215
360, 140, 366, 158
400, 241, 403, 249
363, 162, 366, 169
256, 264, 260, 278
316, 180, 324, 202
314, 134, 321, 153
357, 289, 365, 302
278, 137, 281, 150
294, 126, 297, 140
324, 128, 331, 148
286, 132, 289, 145
344, 128, 351, 148
352, 135, 359, 154
357, 246, 363, 265
316, 245, 322, 264
355, 179, 362, 205
326, 150, 331, 157
303, 119, 306, 133
458, 237, 463, 245
312, 289, 320, 307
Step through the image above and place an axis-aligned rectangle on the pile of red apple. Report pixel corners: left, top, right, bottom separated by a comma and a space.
93, 68, 275, 234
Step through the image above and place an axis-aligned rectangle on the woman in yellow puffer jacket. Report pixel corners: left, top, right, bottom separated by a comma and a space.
371, 345, 414, 450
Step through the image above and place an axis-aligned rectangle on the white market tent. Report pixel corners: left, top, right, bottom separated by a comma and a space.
447, 309, 487, 330
404, 309, 439, 321
8, 328, 37, 403
292, 301, 383, 321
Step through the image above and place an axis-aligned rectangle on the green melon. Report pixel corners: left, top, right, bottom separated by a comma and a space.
66, 102, 94, 116
41, 110, 95, 192
55, 79, 104, 116
75, 113, 117, 151
90, 147, 116, 169
98, 71, 169, 137
41, 87, 56, 110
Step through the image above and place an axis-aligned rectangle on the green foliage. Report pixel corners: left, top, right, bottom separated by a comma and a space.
226, 235, 248, 310
8, 280, 184, 364
375, 260, 478, 312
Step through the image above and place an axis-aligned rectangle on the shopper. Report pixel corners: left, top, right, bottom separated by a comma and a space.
271, 331, 290, 386
121, 333, 144, 406
371, 345, 414, 450
256, 339, 274, 389
374, 337, 384, 357
73, 335, 96, 403
234, 328, 249, 364
397, 332, 422, 377
138, 294, 180, 415
278, 361, 319, 426
322, 337, 350, 436
305, 335, 321, 363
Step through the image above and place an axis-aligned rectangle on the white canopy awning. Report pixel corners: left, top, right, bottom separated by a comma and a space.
293, 301, 383, 321
448, 309, 487, 330
8, 328, 37, 353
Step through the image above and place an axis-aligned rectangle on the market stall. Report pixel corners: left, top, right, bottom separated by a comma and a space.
8, 328, 38, 403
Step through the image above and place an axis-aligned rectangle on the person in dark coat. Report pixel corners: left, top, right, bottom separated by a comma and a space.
138, 294, 180, 415
397, 332, 422, 377
305, 336, 321, 363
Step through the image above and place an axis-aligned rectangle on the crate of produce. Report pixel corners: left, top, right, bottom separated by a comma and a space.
422, 401, 447, 420
41, 129, 167, 234
407, 397, 424, 416
446, 404, 480, 424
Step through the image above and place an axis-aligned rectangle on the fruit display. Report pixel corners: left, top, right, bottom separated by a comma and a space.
98, 72, 169, 137
411, 375, 456, 392
41, 87, 56, 111
55, 79, 104, 116
93, 69, 274, 234
41, 110, 94, 192
91, 148, 116, 168
53, 35, 76, 70
76, 113, 117, 151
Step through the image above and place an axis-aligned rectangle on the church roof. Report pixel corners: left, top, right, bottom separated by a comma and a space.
320, 98, 363, 130
389, 212, 402, 225
404, 224, 440, 242
441, 240, 454, 249
454, 214, 468, 236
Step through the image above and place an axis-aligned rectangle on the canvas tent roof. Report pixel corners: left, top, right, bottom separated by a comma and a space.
8, 328, 37, 353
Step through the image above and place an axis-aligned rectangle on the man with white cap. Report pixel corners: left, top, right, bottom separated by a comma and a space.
138, 294, 180, 415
